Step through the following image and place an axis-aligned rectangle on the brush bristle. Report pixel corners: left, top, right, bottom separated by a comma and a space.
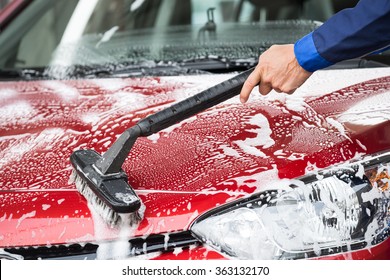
70, 170, 144, 227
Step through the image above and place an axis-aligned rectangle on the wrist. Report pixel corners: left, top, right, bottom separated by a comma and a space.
294, 32, 333, 72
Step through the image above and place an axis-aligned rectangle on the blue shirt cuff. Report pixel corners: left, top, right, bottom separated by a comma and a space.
294, 32, 333, 72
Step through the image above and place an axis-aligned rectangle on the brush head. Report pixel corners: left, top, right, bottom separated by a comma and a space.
70, 149, 142, 227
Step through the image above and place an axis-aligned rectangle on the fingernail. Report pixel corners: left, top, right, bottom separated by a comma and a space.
240, 97, 246, 104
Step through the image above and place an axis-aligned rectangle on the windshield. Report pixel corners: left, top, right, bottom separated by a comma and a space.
0, 0, 358, 79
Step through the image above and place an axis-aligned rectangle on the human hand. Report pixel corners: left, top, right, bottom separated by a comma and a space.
240, 44, 312, 103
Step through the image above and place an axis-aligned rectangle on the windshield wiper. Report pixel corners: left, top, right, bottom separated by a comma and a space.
72, 57, 256, 78
76, 62, 206, 78
179, 55, 257, 72
0, 62, 204, 81
0, 68, 45, 81
0, 57, 256, 81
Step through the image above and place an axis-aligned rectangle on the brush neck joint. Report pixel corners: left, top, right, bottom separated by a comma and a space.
96, 125, 142, 175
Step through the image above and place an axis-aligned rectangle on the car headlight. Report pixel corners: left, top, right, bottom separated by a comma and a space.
190, 151, 390, 259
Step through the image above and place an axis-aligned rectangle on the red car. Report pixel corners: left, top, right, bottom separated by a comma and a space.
1, 0, 389, 260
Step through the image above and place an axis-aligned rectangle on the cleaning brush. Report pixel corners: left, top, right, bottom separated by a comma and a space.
70, 68, 254, 227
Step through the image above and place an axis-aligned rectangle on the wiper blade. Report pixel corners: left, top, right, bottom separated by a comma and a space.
74, 62, 205, 78
0, 62, 206, 81
0, 68, 45, 81
179, 55, 257, 72
0, 57, 254, 81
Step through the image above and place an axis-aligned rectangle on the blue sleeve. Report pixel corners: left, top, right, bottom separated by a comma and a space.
294, 0, 390, 72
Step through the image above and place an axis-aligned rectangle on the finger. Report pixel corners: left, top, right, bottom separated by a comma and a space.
285, 88, 297, 95
280, 81, 300, 94
240, 68, 261, 103
274, 88, 282, 93
259, 82, 272, 95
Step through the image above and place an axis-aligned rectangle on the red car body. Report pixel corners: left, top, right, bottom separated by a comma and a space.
1, 0, 390, 260
1, 69, 390, 259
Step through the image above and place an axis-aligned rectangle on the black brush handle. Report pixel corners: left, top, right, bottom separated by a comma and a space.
97, 68, 253, 174
137, 68, 253, 136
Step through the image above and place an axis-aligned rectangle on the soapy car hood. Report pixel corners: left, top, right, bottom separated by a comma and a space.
1, 68, 390, 259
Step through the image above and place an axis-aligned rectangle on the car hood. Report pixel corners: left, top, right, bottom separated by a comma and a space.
1, 68, 390, 248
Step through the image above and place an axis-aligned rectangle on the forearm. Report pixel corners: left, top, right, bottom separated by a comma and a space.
295, 0, 390, 72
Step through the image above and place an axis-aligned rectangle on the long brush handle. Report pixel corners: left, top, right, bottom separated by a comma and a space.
137, 68, 253, 136
97, 68, 253, 174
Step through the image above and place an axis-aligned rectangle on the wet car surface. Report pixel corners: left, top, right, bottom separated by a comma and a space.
1, 0, 390, 260
1, 68, 390, 259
